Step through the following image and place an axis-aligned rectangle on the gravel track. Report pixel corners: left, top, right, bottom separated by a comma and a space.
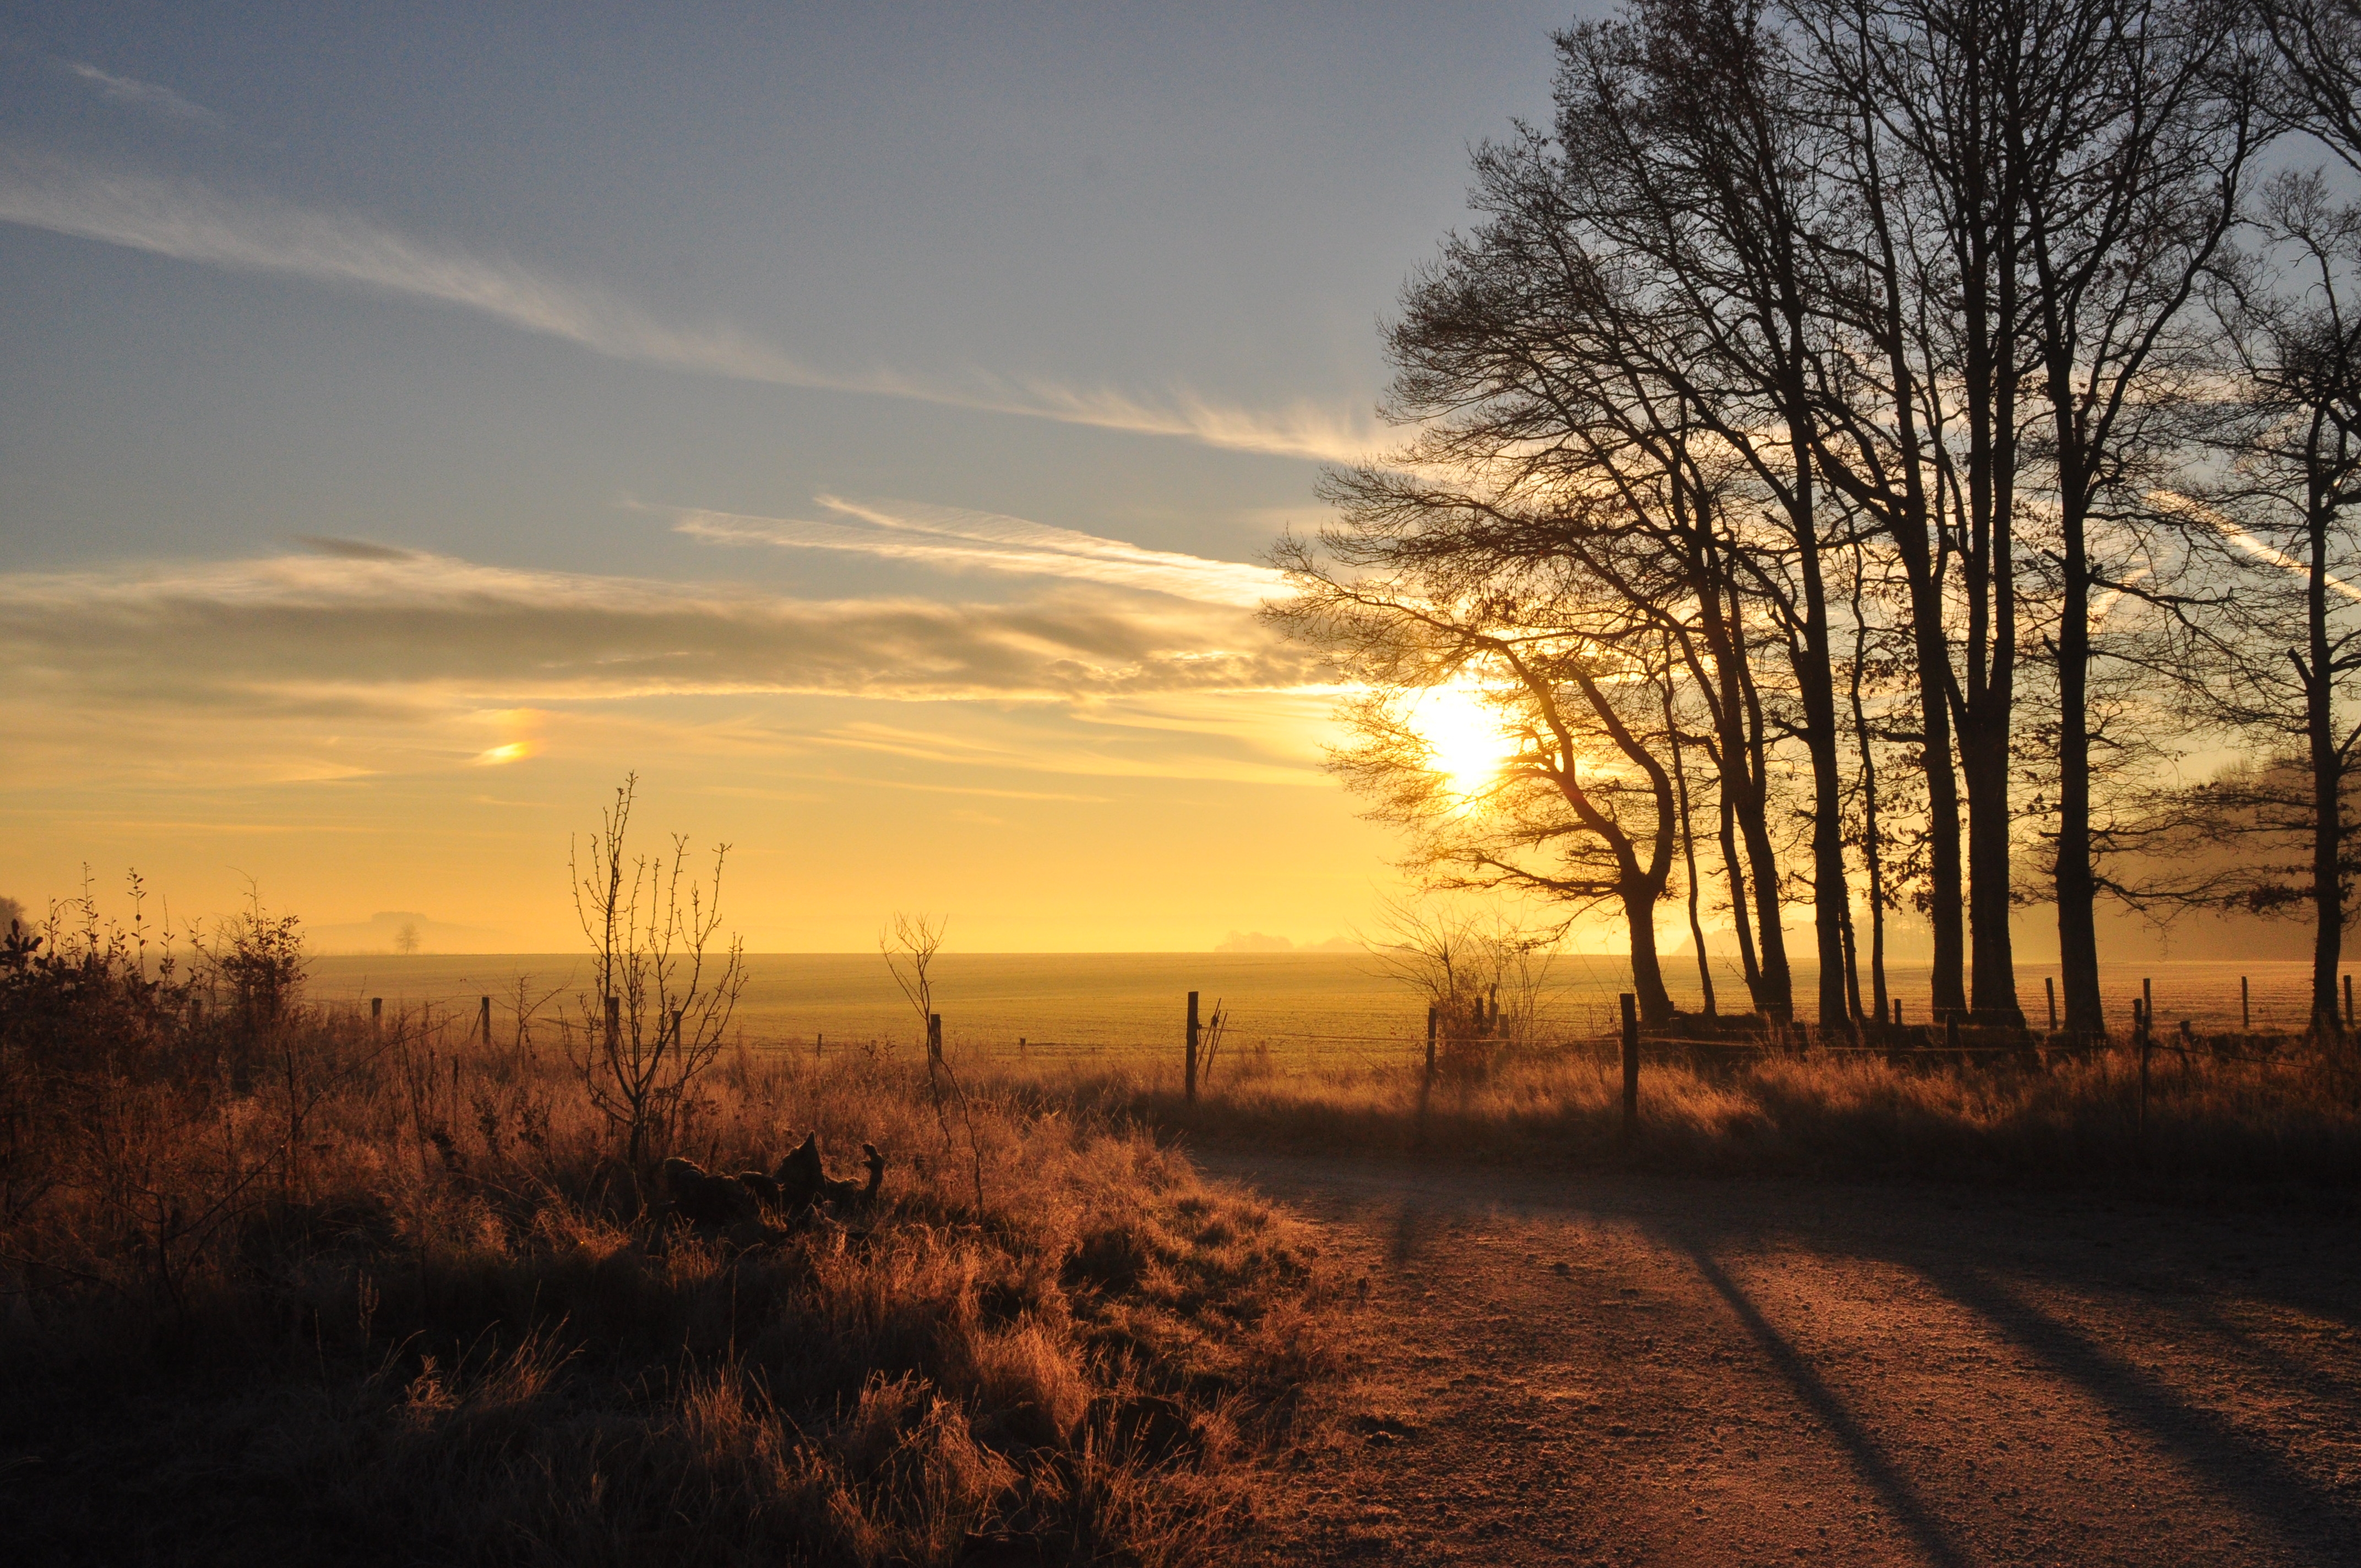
1198, 1151, 2361, 1566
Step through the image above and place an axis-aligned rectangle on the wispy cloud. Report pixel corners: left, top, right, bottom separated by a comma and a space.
0, 547, 1336, 792
0, 157, 1383, 464
56, 61, 223, 127
668, 495, 1287, 607
2150, 488, 2361, 603
0, 547, 1314, 707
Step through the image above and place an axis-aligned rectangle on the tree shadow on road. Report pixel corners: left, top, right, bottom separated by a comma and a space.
1904, 1255, 2361, 1556
1675, 1243, 1975, 1568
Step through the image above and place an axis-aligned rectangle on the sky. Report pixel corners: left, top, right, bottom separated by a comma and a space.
0, 1, 1589, 951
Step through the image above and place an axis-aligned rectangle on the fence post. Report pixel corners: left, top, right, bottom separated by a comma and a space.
371, 996, 383, 1030
1018, 1036, 1026, 1061
1418, 1004, 1438, 1140
927, 1013, 943, 1066
1185, 992, 1200, 1104
816, 1031, 823, 1061
2241, 976, 2250, 1031
2136, 997, 2151, 1143
2346, 974, 2353, 1031
2044, 977, 2057, 1034
1619, 993, 1640, 1144
479, 996, 492, 1047
605, 994, 620, 1051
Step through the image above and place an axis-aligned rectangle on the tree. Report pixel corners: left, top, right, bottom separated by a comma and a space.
2155, 172, 2361, 1036
1298, 86, 1810, 1021
568, 775, 746, 1169
880, 912, 986, 1213
2005, 0, 2261, 1032
1271, 536, 1688, 1026
1552, 0, 1861, 1030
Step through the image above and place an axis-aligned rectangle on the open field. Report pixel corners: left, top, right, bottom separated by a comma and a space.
308, 954, 2352, 1066
10, 928, 2358, 1565
1207, 1151, 2361, 1566
0, 946, 1340, 1566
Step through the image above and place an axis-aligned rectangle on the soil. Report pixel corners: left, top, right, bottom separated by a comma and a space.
1199, 1150, 2361, 1566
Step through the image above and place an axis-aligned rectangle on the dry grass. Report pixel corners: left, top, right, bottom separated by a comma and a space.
0, 943, 1339, 1566
1020, 1036, 2361, 1196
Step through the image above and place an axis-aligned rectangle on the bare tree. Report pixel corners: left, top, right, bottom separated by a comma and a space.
568, 775, 746, 1169
1365, 897, 1560, 1063
1272, 540, 1687, 1025
2261, 0, 2361, 164
881, 913, 985, 1213
2152, 172, 2361, 1036
2001, 0, 2264, 1032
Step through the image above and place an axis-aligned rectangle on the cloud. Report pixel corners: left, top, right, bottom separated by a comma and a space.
0, 157, 1384, 464
2149, 488, 2361, 603
293, 535, 416, 561
0, 547, 1316, 709
0, 547, 1342, 794
668, 494, 1287, 607
57, 62, 223, 127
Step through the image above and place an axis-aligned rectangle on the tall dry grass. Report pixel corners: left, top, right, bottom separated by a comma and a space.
1028, 1035, 2361, 1195
0, 921, 1337, 1566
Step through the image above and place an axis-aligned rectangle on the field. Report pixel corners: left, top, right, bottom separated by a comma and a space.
0, 933, 1341, 1566
308, 952, 2344, 1067
10, 931, 2359, 1564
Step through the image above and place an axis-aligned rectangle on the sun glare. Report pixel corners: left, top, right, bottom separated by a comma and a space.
1410, 684, 1516, 799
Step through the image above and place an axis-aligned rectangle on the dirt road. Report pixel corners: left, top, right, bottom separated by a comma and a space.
1199, 1151, 2361, 1566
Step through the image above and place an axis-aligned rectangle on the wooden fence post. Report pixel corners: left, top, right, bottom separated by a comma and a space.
2044, 977, 2057, 1034
1418, 1004, 1438, 1140
605, 994, 620, 1051
371, 997, 383, 1030
2241, 975, 2250, 1031
479, 996, 492, 1047
1185, 992, 1200, 1104
2346, 974, 2353, 1031
927, 1013, 943, 1066
816, 1031, 823, 1061
1619, 993, 1640, 1144
2136, 997, 2151, 1143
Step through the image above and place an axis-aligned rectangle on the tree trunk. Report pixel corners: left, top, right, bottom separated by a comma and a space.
2308, 467, 2344, 1039
1669, 710, 1718, 1015
1961, 725, 2023, 1024
1720, 788, 1762, 1000
1623, 878, 1677, 1027
1783, 352, 1851, 1035
1847, 554, 1892, 1026
2054, 487, 2104, 1035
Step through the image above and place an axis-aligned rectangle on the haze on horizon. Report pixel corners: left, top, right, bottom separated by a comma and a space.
0, 1, 1595, 951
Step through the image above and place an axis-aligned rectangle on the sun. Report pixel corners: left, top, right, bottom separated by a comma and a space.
1409, 683, 1517, 799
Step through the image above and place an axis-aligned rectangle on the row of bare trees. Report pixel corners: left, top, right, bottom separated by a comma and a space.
1274, 0, 2361, 1038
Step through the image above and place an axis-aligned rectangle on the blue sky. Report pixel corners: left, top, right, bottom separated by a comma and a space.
0, 2, 1586, 949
